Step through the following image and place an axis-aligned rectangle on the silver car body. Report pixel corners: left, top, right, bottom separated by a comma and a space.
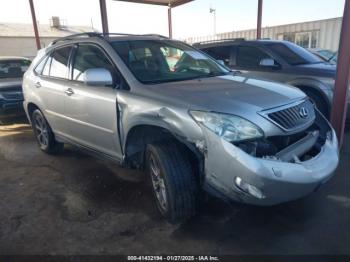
23, 35, 339, 205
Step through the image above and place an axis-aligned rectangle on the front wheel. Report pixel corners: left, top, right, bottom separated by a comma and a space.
31, 109, 64, 154
146, 143, 198, 223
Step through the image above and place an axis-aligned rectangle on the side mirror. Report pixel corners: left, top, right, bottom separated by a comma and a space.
259, 58, 279, 68
83, 68, 113, 86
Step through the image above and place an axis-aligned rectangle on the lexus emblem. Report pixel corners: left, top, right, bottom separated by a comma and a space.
299, 107, 309, 118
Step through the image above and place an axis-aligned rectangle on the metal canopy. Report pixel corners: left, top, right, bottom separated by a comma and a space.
114, 0, 193, 38
114, 0, 193, 7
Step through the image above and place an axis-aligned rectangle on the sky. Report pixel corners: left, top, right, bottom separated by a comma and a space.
0, 0, 345, 39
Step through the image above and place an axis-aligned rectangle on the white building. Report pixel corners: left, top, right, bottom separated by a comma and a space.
0, 17, 96, 59
186, 17, 342, 51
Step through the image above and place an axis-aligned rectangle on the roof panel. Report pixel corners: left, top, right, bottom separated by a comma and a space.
114, 0, 193, 7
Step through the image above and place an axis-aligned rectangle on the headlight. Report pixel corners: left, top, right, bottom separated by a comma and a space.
190, 111, 264, 142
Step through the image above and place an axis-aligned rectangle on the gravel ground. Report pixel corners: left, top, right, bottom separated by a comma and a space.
0, 118, 350, 255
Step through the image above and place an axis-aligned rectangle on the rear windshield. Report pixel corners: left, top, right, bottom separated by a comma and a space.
268, 42, 323, 65
0, 59, 31, 79
111, 40, 229, 84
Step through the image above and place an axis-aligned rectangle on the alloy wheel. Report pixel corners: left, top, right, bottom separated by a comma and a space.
149, 154, 168, 212
34, 114, 49, 147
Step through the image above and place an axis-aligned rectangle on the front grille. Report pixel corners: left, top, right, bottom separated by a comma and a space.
2, 92, 23, 100
266, 100, 315, 131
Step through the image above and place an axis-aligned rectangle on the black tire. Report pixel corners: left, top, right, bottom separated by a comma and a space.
303, 89, 329, 118
31, 109, 64, 154
146, 143, 198, 223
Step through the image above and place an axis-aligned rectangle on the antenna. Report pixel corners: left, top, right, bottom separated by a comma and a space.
209, 5, 216, 36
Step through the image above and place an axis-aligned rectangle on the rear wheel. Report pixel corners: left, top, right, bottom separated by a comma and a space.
31, 109, 64, 154
146, 143, 198, 223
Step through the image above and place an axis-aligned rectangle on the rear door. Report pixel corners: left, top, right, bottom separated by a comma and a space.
62, 43, 122, 159
34, 45, 73, 135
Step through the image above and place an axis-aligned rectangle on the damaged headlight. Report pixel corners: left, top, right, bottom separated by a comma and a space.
190, 111, 264, 142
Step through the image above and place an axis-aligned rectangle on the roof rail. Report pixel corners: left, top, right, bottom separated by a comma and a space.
103, 33, 169, 38
193, 38, 245, 46
101, 33, 138, 37
50, 32, 102, 45
50, 32, 170, 46
142, 34, 169, 39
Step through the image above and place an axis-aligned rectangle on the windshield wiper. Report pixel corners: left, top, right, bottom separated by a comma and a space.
142, 72, 229, 84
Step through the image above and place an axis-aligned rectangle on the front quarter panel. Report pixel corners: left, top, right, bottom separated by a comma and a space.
117, 89, 204, 153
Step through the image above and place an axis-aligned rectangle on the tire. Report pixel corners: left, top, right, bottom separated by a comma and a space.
146, 143, 198, 223
302, 89, 329, 119
31, 109, 64, 154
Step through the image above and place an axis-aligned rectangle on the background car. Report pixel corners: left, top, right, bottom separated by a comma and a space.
0, 56, 31, 124
194, 39, 344, 118
309, 48, 336, 62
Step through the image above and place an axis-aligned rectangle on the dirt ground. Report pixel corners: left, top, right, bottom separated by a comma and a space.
0, 118, 350, 255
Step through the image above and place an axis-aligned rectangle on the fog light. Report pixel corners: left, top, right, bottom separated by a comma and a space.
235, 177, 265, 199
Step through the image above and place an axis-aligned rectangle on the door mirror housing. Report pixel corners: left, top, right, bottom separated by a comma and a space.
259, 58, 280, 69
83, 68, 113, 86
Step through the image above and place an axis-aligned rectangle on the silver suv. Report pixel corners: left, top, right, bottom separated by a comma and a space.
23, 33, 339, 223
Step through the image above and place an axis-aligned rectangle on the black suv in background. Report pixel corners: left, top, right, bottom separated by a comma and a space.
0, 57, 31, 124
194, 39, 342, 118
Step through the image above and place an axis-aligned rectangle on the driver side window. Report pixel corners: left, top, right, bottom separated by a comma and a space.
236, 46, 272, 68
72, 44, 119, 85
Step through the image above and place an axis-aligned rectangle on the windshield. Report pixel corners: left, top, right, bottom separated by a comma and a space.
268, 42, 323, 65
0, 59, 31, 79
111, 40, 229, 84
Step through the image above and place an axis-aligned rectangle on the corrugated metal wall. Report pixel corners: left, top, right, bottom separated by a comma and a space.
186, 17, 342, 51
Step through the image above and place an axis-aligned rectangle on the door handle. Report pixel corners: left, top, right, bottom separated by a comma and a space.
65, 88, 74, 96
34, 82, 41, 88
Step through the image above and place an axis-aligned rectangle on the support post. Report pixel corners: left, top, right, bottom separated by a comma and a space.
99, 0, 109, 34
257, 0, 263, 39
168, 5, 173, 38
29, 0, 41, 50
331, 0, 350, 147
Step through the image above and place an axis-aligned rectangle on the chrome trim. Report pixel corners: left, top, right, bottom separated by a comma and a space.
258, 99, 316, 133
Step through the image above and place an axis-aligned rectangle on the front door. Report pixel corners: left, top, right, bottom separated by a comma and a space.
62, 44, 122, 159
233, 45, 285, 83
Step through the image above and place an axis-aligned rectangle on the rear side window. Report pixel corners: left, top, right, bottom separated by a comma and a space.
72, 44, 117, 83
42, 56, 52, 76
49, 46, 72, 79
236, 46, 271, 67
202, 46, 232, 66
34, 56, 48, 75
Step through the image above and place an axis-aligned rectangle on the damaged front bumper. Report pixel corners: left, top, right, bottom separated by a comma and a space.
201, 117, 339, 206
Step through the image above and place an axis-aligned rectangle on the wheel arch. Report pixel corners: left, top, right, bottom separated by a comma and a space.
27, 102, 41, 123
124, 124, 204, 183
287, 79, 332, 110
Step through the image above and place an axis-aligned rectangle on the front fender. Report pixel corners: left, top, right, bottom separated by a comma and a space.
286, 78, 333, 106
117, 93, 204, 153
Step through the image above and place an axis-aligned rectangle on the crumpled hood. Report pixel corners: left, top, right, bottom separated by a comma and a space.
145, 74, 306, 114
0, 78, 22, 92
